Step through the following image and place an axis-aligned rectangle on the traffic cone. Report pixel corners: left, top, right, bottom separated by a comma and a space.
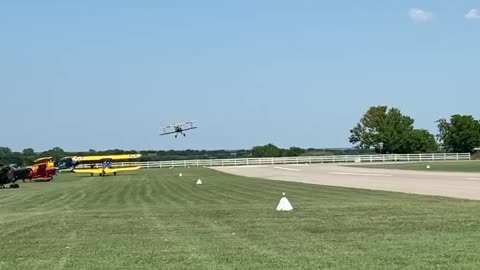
276, 192, 293, 211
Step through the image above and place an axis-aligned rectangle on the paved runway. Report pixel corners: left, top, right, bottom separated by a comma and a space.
214, 164, 480, 200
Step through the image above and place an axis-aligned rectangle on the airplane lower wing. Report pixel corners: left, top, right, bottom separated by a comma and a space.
73, 166, 142, 174
73, 168, 103, 174
159, 131, 177, 135
106, 166, 142, 172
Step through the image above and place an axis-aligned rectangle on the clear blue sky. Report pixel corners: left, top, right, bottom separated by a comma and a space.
1, 1, 479, 152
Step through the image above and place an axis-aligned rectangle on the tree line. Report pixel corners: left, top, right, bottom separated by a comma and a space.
1, 105, 478, 165
349, 106, 480, 154
0, 145, 374, 166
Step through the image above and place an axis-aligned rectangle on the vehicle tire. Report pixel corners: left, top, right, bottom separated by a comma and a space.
113, 172, 117, 176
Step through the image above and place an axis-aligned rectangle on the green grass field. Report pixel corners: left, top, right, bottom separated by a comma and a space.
2, 168, 480, 269
350, 160, 480, 172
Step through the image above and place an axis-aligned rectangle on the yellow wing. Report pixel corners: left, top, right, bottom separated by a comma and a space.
73, 168, 104, 174
73, 166, 142, 174
71, 154, 142, 163
105, 166, 142, 173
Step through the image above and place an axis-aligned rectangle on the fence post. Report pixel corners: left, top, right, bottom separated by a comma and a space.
456, 153, 459, 160
444, 153, 446, 160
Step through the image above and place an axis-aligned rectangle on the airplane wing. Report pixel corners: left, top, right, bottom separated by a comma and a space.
160, 120, 197, 128
73, 168, 103, 174
159, 131, 177, 135
72, 154, 142, 163
106, 166, 142, 172
181, 127, 197, 131
73, 166, 142, 174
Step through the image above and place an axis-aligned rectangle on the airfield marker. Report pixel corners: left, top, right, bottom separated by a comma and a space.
179, 173, 183, 177
426, 165, 430, 169
196, 179, 202, 185
276, 192, 293, 211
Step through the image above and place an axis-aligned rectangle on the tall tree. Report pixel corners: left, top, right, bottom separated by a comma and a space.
349, 106, 437, 154
403, 129, 438, 153
22, 148, 35, 155
0, 147, 12, 155
436, 115, 480, 153
252, 144, 283, 157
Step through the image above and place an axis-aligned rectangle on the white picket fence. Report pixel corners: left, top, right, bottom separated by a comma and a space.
77, 153, 471, 169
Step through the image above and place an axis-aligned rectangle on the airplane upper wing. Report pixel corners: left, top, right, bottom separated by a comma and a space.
160, 120, 196, 128
72, 154, 142, 163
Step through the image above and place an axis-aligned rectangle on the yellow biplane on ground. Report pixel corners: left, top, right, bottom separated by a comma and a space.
63, 154, 142, 176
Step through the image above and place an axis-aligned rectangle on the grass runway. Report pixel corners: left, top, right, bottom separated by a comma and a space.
1, 168, 480, 269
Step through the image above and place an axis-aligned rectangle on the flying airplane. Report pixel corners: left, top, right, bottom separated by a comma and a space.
69, 154, 142, 176
159, 121, 197, 138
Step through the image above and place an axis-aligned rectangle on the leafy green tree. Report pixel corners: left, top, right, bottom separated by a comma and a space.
252, 144, 283, 157
349, 106, 437, 154
403, 129, 438, 153
0, 147, 12, 155
284, 147, 306, 156
40, 147, 65, 163
22, 148, 35, 155
436, 115, 480, 153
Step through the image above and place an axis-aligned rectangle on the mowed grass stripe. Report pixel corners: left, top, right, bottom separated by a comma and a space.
1, 168, 480, 269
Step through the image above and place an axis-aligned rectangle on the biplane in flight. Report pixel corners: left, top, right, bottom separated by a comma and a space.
159, 121, 197, 138
59, 154, 142, 176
